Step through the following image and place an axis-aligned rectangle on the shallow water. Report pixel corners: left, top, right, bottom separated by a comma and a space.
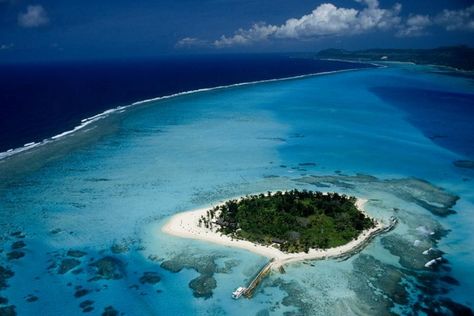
0, 64, 473, 315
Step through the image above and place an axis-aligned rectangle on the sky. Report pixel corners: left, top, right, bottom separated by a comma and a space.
0, 0, 473, 61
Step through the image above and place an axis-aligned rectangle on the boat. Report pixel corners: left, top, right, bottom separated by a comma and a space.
424, 256, 443, 268
232, 287, 246, 299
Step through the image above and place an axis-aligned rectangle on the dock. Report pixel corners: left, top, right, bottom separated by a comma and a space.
233, 217, 399, 299
241, 258, 275, 298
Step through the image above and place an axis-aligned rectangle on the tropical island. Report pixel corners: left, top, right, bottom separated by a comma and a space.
162, 190, 395, 266
199, 190, 374, 253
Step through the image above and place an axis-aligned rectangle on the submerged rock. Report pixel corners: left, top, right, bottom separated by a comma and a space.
82, 306, 94, 313
139, 272, 161, 285
10, 231, 24, 239
89, 256, 124, 280
74, 289, 90, 298
79, 300, 94, 313
0, 266, 14, 290
11, 241, 25, 250
160, 260, 182, 273
0, 305, 16, 316
58, 259, 81, 274
111, 243, 129, 254
102, 306, 119, 316
270, 278, 314, 315
25, 295, 38, 302
161, 254, 223, 298
0, 296, 8, 304
50, 228, 62, 235
79, 300, 94, 308
6, 251, 24, 261
215, 259, 240, 274
160, 254, 218, 276
67, 250, 86, 258
188, 275, 216, 299
453, 160, 474, 169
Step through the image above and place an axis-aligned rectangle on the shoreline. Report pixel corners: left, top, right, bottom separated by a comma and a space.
322, 57, 474, 73
161, 196, 389, 267
0, 62, 374, 162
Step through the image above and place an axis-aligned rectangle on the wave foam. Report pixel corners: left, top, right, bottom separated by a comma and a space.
0, 66, 369, 161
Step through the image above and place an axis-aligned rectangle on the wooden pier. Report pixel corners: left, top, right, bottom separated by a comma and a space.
242, 258, 275, 298
235, 217, 398, 299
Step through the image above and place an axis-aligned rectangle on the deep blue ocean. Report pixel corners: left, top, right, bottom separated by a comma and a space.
372, 84, 474, 159
0, 54, 372, 152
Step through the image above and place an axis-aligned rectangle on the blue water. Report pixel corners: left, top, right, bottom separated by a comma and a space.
371, 85, 474, 159
0, 55, 372, 152
0, 61, 473, 315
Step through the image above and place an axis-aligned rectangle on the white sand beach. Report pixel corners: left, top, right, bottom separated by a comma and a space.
162, 197, 387, 267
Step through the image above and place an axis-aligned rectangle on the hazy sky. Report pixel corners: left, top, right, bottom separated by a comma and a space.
1, 0, 473, 61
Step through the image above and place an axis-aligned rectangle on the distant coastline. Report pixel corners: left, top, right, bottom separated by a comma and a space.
315, 46, 474, 71
162, 195, 393, 267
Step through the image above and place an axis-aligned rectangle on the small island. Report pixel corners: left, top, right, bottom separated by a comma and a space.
199, 190, 374, 253
162, 190, 394, 267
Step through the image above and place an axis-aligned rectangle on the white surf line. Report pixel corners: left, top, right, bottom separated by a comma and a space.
0, 63, 377, 161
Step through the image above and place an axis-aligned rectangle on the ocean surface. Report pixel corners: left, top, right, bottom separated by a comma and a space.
0, 58, 473, 315
0, 55, 372, 153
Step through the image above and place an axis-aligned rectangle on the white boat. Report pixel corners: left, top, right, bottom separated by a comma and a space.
424, 257, 443, 268
232, 287, 246, 299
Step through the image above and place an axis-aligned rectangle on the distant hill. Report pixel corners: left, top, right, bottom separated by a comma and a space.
316, 46, 474, 71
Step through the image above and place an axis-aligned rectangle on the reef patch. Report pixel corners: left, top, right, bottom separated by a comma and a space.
296, 174, 458, 216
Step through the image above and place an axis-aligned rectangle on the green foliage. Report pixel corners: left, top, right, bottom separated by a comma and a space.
316, 46, 474, 71
202, 190, 374, 253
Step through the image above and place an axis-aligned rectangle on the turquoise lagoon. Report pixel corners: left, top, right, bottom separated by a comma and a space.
0, 64, 473, 315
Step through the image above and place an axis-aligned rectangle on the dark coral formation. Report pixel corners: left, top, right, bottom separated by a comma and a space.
381, 234, 444, 270
6, 251, 24, 261
269, 278, 314, 315
0, 305, 16, 316
10, 241, 25, 250
110, 243, 129, 254
89, 256, 124, 280
215, 259, 240, 274
139, 272, 161, 285
188, 275, 216, 299
58, 259, 80, 274
453, 160, 474, 169
161, 254, 223, 298
67, 250, 87, 258
102, 306, 119, 316
296, 174, 459, 216
79, 300, 94, 313
350, 250, 472, 315
74, 288, 90, 298
9, 232, 24, 239
25, 295, 38, 303
349, 254, 407, 315
0, 266, 14, 290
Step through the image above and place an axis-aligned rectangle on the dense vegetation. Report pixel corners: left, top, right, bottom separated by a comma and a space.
199, 190, 375, 253
315, 46, 474, 71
